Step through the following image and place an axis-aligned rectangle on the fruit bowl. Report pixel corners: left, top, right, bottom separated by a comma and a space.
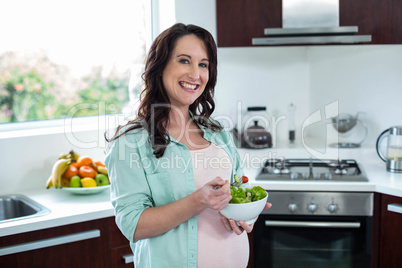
220, 193, 268, 225
61, 185, 110, 195
46, 150, 110, 194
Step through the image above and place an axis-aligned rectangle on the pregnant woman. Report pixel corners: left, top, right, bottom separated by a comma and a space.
105, 23, 271, 268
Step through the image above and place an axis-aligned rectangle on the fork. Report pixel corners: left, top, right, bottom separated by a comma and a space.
212, 175, 243, 191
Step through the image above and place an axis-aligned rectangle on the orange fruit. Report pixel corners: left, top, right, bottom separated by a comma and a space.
63, 164, 79, 179
77, 156, 92, 168
93, 160, 106, 167
78, 165, 98, 178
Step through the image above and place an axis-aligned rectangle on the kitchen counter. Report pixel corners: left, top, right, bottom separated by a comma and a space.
2, 143, 402, 238
0, 188, 114, 237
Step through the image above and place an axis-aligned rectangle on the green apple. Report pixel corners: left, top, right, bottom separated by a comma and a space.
95, 174, 109, 186
70, 176, 82, 187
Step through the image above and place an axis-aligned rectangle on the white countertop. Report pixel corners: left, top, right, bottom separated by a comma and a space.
2, 143, 402, 238
0, 188, 114, 237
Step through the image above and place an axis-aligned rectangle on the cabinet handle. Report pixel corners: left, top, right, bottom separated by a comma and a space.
387, 204, 402, 214
265, 220, 360, 228
123, 254, 134, 264
0, 229, 100, 256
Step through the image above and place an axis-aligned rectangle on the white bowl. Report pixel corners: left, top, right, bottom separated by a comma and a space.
220, 193, 269, 225
61, 185, 110, 195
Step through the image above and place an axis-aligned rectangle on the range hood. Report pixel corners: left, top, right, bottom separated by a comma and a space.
252, 0, 371, 45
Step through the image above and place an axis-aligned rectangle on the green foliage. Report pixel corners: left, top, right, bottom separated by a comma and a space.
0, 69, 55, 122
53, 74, 130, 118
0, 68, 130, 124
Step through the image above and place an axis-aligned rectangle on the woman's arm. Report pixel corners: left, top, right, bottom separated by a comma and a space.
218, 129, 273, 234
134, 177, 231, 242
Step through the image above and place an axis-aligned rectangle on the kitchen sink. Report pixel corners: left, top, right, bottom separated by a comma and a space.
0, 194, 50, 223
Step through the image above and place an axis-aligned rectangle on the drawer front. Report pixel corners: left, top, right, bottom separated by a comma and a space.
111, 245, 134, 268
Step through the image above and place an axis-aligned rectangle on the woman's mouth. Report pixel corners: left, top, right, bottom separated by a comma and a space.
179, 81, 199, 91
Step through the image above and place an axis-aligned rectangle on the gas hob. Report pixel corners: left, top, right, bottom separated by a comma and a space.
256, 158, 368, 182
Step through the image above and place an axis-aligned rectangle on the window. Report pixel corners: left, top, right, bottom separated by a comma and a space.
0, 0, 151, 125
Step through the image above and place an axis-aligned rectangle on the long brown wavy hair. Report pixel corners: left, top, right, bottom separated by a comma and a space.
106, 23, 222, 158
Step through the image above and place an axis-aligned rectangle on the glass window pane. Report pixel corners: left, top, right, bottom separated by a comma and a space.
0, 0, 150, 124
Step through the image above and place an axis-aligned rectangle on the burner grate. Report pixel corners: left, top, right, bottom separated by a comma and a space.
258, 158, 367, 182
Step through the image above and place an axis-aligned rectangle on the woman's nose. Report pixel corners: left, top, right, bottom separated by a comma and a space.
188, 65, 200, 80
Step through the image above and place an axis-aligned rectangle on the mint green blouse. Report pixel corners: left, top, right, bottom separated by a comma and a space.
105, 125, 243, 268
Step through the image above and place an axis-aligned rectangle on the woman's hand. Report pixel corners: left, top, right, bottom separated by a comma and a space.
197, 177, 232, 211
220, 202, 272, 235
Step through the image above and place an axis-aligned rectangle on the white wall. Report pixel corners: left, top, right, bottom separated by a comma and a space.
214, 47, 310, 146
307, 45, 402, 146
0, 128, 106, 194
173, 0, 217, 40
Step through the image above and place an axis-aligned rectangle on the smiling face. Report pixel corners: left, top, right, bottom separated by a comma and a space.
162, 34, 209, 110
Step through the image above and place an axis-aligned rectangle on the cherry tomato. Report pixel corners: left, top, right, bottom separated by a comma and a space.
242, 176, 249, 183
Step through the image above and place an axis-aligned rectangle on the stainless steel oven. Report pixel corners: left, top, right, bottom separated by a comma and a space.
253, 159, 373, 268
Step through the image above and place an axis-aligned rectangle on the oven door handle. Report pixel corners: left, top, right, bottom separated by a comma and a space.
265, 220, 361, 228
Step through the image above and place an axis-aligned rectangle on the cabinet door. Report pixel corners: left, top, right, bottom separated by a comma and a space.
340, 0, 402, 44
106, 217, 130, 249
0, 218, 110, 268
216, 0, 282, 47
106, 217, 134, 267
377, 193, 402, 267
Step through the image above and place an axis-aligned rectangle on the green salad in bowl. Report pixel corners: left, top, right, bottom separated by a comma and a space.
220, 175, 269, 225
229, 185, 267, 204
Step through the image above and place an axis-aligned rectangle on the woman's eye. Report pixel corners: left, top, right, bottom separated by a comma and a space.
199, 63, 208, 68
179, 59, 189, 64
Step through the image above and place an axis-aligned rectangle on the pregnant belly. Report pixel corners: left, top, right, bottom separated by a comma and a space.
197, 208, 249, 268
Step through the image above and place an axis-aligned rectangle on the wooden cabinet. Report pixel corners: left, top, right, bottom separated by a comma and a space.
372, 193, 402, 268
216, 0, 402, 47
0, 217, 133, 268
111, 246, 133, 268
216, 0, 281, 47
106, 217, 134, 268
340, 0, 402, 44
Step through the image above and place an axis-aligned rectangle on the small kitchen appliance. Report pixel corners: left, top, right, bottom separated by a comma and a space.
376, 126, 402, 173
330, 112, 368, 148
237, 106, 272, 149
